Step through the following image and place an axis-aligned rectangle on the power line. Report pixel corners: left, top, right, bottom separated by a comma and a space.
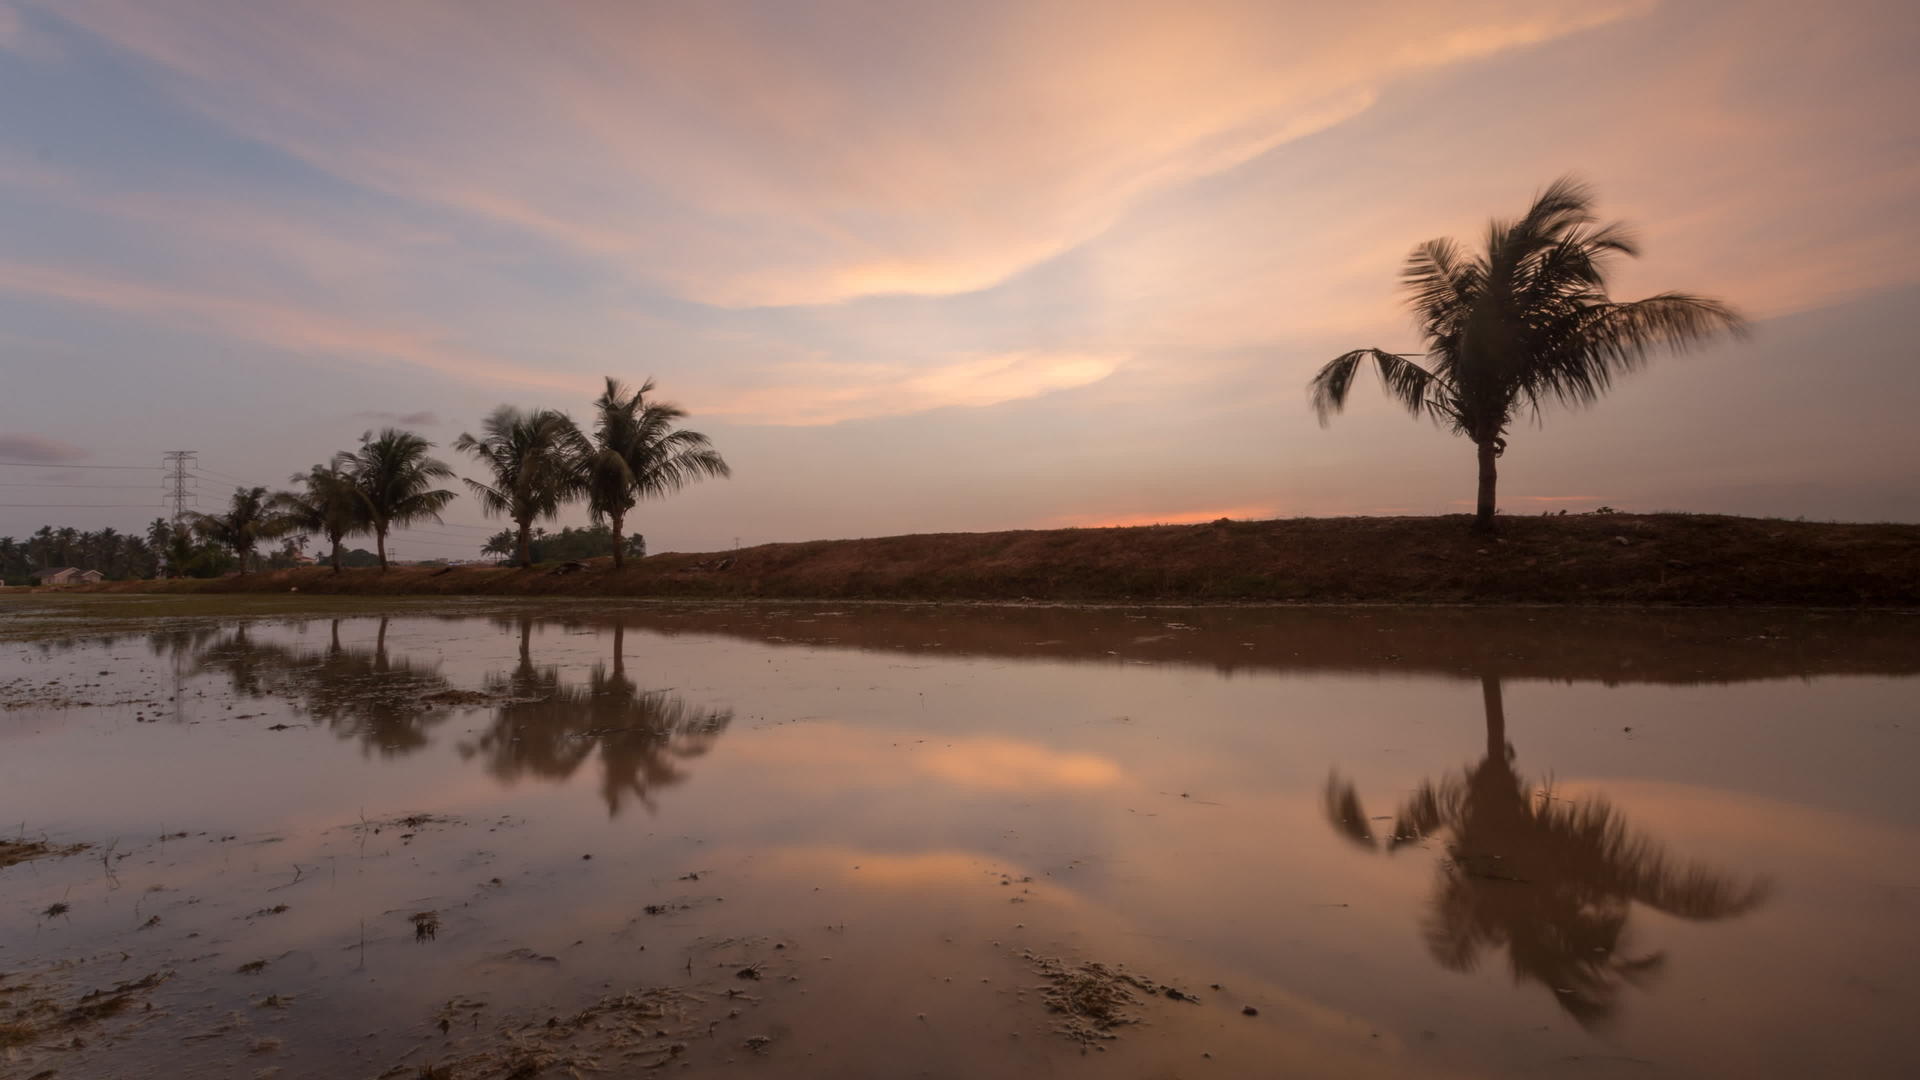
384, 538, 484, 551
0, 482, 164, 489
387, 522, 495, 534
0, 502, 164, 508
0, 460, 160, 470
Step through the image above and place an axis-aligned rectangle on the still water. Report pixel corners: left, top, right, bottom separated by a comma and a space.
2, 599, 1917, 1078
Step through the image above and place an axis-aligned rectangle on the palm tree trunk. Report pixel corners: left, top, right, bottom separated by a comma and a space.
516, 521, 533, 569
611, 513, 625, 570
375, 525, 389, 571
1482, 675, 1507, 760
330, 536, 343, 573
1474, 440, 1499, 532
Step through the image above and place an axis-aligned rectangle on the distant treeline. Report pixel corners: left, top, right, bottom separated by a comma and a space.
0, 521, 347, 585
483, 524, 646, 565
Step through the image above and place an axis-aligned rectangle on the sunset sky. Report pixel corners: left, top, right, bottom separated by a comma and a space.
2, 0, 1916, 556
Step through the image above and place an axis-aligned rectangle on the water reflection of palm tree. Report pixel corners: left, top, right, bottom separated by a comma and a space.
1325, 676, 1770, 1027
463, 619, 732, 817
192, 618, 453, 756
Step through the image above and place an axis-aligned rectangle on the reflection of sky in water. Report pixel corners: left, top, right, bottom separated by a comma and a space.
1, 604, 1917, 1078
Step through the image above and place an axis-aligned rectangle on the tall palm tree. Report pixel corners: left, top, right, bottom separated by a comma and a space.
145, 519, 174, 577
192, 486, 282, 574
584, 377, 732, 569
271, 463, 370, 573
454, 406, 587, 569
1309, 177, 1747, 531
337, 428, 456, 571
1324, 676, 1769, 1027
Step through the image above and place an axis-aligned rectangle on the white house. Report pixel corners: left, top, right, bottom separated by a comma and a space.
40, 567, 106, 586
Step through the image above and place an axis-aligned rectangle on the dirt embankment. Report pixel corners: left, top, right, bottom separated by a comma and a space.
70, 514, 1920, 607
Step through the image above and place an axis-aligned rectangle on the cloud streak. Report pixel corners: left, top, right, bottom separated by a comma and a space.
699, 351, 1123, 426
0, 260, 581, 392
39, 0, 1651, 307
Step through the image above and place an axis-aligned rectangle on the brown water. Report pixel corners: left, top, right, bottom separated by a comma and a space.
3, 599, 1918, 1079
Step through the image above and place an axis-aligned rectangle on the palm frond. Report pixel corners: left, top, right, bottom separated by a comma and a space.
1309, 348, 1440, 425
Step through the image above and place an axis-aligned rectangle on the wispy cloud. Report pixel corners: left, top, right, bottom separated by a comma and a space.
698, 351, 1123, 426
0, 261, 580, 392
352, 410, 439, 427
40, 0, 1651, 307
0, 432, 87, 463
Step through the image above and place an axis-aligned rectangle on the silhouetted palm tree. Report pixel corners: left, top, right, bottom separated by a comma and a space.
454, 407, 588, 568
1309, 177, 1747, 531
584, 377, 731, 569
271, 463, 368, 572
1323, 676, 1769, 1026
192, 486, 281, 574
337, 428, 456, 571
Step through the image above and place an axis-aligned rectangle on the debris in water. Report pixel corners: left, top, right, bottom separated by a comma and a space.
411, 910, 442, 942
1021, 951, 1179, 1046
2, 839, 90, 869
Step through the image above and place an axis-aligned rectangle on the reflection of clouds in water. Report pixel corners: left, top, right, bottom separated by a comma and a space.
1325, 676, 1770, 1028
723, 725, 1128, 795
918, 737, 1124, 790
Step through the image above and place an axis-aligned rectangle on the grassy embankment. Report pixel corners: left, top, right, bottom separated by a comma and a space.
65, 513, 1920, 607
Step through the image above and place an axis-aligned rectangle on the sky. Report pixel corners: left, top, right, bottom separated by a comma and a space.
1, 0, 1917, 558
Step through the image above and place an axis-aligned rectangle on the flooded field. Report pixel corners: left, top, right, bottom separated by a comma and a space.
3, 597, 1918, 1079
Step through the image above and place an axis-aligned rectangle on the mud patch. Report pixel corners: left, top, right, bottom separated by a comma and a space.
0, 839, 89, 871
0, 967, 172, 1064
384, 986, 715, 1079
1020, 951, 1195, 1047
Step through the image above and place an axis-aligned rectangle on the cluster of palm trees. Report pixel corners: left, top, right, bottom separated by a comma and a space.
1, 525, 164, 582
193, 376, 728, 574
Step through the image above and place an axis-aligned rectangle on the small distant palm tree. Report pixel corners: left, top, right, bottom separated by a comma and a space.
192, 486, 281, 574
271, 463, 369, 573
480, 529, 517, 563
1309, 177, 1747, 531
337, 428, 456, 571
454, 406, 588, 569
584, 377, 731, 569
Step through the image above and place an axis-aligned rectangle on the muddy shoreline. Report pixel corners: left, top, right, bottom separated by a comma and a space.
35, 512, 1920, 608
